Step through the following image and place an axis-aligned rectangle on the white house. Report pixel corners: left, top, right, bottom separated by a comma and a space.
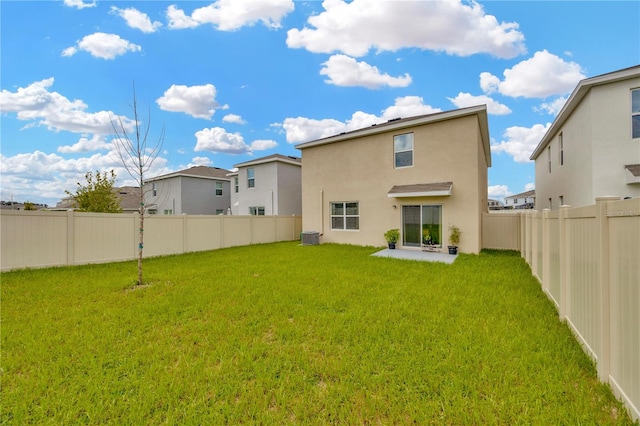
504, 190, 535, 210
227, 154, 302, 216
530, 65, 640, 210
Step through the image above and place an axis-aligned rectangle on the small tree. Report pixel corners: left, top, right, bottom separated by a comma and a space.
23, 201, 36, 211
65, 170, 123, 213
111, 83, 164, 286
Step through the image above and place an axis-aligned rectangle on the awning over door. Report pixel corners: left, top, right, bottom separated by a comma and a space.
387, 182, 453, 198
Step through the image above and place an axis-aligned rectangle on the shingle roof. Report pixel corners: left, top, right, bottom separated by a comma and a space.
388, 182, 453, 197
505, 189, 536, 200
54, 186, 141, 211
233, 154, 301, 169
625, 164, 640, 177
145, 166, 232, 182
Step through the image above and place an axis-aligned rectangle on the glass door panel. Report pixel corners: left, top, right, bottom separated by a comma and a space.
402, 205, 421, 247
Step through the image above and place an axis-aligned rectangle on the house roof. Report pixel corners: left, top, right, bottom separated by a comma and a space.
144, 166, 232, 183
232, 154, 301, 169
295, 105, 491, 167
387, 182, 453, 198
54, 186, 141, 211
625, 164, 640, 177
530, 65, 640, 160
505, 189, 536, 200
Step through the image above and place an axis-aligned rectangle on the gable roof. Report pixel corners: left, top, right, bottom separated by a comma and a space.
505, 189, 536, 200
530, 65, 640, 160
145, 166, 232, 183
233, 154, 301, 169
295, 105, 491, 167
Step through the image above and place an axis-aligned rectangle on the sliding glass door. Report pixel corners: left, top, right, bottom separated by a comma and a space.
402, 205, 442, 247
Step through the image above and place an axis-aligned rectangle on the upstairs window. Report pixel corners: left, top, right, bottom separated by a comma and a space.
559, 132, 564, 166
215, 181, 223, 196
152, 182, 157, 196
247, 168, 255, 188
234, 176, 239, 193
547, 146, 552, 173
632, 89, 640, 138
394, 133, 413, 168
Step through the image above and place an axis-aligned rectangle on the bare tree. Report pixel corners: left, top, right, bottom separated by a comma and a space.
111, 83, 164, 286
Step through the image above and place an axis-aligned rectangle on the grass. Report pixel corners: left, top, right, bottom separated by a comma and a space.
1, 242, 636, 424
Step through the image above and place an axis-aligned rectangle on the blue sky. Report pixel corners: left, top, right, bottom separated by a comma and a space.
1, 0, 639, 207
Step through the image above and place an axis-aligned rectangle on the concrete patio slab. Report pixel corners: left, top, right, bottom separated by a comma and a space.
372, 248, 458, 264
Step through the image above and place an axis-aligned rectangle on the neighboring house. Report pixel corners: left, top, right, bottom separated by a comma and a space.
531, 65, 640, 210
143, 166, 231, 215
295, 105, 491, 254
227, 154, 302, 216
504, 190, 535, 209
488, 199, 504, 210
53, 186, 141, 212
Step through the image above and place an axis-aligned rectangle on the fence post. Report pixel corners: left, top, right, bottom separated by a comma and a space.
66, 209, 75, 266
596, 196, 619, 381
182, 213, 188, 254
542, 208, 550, 292
558, 204, 570, 321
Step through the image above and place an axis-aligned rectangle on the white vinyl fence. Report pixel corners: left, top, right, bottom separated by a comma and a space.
1, 210, 302, 271
483, 197, 639, 422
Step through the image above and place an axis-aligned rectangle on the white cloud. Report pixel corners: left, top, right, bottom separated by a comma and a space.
166, 5, 199, 29
167, 0, 294, 31
535, 96, 567, 116
287, 0, 525, 58
0, 77, 134, 135
190, 156, 213, 166
447, 92, 511, 115
0, 149, 168, 205
111, 6, 162, 33
194, 127, 276, 154
156, 84, 223, 119
524, 182, 535, 191
223, 114, 246, 124
57, 135, 112, 153
480, 50, 586, 98
320, 54, 412, 89
280, 96, 441, 144
63, 0, 96, 9
64, 32, 141, 60
488, 185, 511, 199
491, 123, 551, 163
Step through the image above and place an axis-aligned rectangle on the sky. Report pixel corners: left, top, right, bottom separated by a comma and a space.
1, 0, 639, 207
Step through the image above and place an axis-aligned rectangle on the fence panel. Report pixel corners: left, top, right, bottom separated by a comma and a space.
482, 212, 521, 250
607, 200, 640, 418
1, 212, 301, 271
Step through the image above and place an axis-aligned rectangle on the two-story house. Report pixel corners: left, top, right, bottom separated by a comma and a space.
295, 105, 491, 254
531, 65, 640, 209
504, 190, 535, 209
143, 166, 231, 215
227, 154, 302, 216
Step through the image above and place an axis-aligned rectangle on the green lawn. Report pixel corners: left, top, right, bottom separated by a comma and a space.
1, 242, 635, 424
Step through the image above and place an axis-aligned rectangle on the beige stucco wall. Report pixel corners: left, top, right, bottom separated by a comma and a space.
300, 114, 488, 253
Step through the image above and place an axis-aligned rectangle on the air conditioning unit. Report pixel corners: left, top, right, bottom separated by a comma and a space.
301, 231, 320, 246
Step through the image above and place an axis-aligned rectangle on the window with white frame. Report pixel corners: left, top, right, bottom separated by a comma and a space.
547, 146, 552, 173
331, 202, 359, 230
249, 206, 265, 215
559, 132, 564, 165
247, 168, 255, 188
632, 89, 640, 138
152, 182, 157, 196
234, 176, 239, 193
215, 181, 223, 196
394, 133, 413, 168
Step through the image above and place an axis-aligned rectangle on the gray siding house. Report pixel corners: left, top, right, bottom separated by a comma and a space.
228, 154, 302, 216
143, 166, 231, 215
